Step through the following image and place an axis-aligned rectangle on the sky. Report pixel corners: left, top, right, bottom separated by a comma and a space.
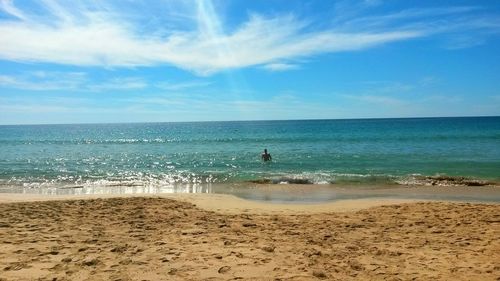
0, 0, 499, 125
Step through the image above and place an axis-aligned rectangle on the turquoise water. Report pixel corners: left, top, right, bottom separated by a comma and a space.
0, 117, 499, 190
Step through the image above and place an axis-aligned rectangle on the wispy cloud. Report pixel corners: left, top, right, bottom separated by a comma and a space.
120, 93, 345, 121
155, 80, 212, 91
359, 81, 415, 94
262, 63, 300, 72
0, 1, 498, 75
87, 78, 147, 92
335, 6, 482, 30
363, 0, 383, 7
488, 95, 500, 102
419, 76, 439, 86
441, 35, 486, 50
0, 0, 26, 20
344, 94, 407, 107
0, 72, 146, 91
341, 77, 443, 107
0, 103, 72, 113
1, 88, 498, 124
0, 92, 343, 123
0, 71, 85, 90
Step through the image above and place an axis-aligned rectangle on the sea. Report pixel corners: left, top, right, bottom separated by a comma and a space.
0, 117, 499, 196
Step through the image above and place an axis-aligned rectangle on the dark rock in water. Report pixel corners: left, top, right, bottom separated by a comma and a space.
426, 175, 490, 186
249, 177, 314, 184
465, 181, 487, 186
400, 174, 493, 187
249, 179, 273, 184
273, 178, 313, 184
290, 178, 312, 184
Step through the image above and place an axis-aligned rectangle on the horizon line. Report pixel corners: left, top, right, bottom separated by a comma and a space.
1, 115, 499, 127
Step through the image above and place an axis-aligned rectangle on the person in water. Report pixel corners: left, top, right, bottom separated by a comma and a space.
261, 149, 272, 161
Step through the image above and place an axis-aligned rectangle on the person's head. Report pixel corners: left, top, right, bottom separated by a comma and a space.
264, 149, 268, 153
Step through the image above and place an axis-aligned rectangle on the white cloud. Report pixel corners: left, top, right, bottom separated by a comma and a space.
0, 1, 498, 75
0, 1, 419, 75
262, 63, 300, 72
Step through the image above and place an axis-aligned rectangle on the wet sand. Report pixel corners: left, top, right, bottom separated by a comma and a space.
2, 183, 500, 204
0, 194, 499, 280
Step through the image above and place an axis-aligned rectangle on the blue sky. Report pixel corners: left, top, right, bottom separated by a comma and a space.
0, 0, 499, 124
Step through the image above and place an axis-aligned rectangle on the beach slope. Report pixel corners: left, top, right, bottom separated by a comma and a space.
0, 196, 498, 280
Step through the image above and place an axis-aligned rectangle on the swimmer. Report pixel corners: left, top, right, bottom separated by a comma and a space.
261, 149, 272, 162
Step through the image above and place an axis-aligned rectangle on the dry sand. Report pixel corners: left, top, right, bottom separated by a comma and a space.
0, 194, 499, 280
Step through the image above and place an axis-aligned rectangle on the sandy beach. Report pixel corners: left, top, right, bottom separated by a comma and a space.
0, 193, 499, 281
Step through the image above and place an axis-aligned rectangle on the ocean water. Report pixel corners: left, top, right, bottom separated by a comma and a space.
0, 117, 499, 192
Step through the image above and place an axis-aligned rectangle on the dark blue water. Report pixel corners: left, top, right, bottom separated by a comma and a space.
0, 117, 499, 189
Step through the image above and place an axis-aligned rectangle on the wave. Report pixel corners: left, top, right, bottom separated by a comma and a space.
248, 173, 498, 187
1, 172, 497, 190
0, 172, 223, 189
247, 173, 397, 185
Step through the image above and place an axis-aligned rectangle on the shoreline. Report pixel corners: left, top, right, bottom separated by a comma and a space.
0, 192, 430, 214
2, 173, 498, 191
1, 184, 500, 215
1, 183, 499, 206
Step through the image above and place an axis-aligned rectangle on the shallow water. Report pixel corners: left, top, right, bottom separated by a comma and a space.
1, 117, 499, 190
1, 183, 499, 204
